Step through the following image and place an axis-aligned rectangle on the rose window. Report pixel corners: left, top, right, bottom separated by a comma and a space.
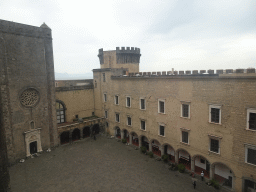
20, 88, 39, 107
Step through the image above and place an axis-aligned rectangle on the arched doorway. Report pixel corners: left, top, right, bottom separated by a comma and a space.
60, 131, 70, 145
123, 129, 129, 143
193, 155, 210, 178
151, 139, 161, 156
83, 126, 91, 138
29, 141, 37, 155
177, 149, 191, 170
115, 127, 121, 139
131, 132, 139, 146
163, 144, 175, 163
141, 136, 149, 151
212, 162, 234, 188
72, 128, 80, 141
92, 124, 100, 134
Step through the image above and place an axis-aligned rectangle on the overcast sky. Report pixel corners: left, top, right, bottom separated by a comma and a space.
1, 0, 256, 75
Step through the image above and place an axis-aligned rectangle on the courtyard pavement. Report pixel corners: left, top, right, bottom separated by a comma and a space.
10, 135, 226, 192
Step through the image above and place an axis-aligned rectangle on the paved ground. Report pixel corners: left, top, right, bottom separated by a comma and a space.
10, 135, 226, 192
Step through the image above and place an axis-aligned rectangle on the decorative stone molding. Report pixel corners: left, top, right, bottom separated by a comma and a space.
24, 128, 42, 157
20, 88, 40, 107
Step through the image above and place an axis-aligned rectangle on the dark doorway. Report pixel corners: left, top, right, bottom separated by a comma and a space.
141, 136, 149, 151
83, 126, 91, 138
60, 131, 70, 144
72, 129, 80, 141
116, 127, 121, 138
164, 145, 168, 155
206, 160, 210, 172
30, 141, 37, 154
92, 124, 100, 134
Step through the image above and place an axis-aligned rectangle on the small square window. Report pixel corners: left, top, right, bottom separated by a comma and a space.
104, 94, 107, 102
247, 109, 256, 130
209, 105, 221, 124
126, 97, 131, 107
115, 113, 120, 122
141, 120, 146, 130
140, 99, 146, 110
158, 100, 165, 114
182, 131, 188, 143
115, 95, 119, 105
127, 116, 132, 126
210, 139, 219, 153
159, 125, 165, 136
105, 111, 108, 118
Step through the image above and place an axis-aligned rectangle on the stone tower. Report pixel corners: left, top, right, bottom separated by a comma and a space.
97, 47, 141, 73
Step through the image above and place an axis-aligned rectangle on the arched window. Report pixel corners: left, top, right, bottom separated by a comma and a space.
56, 100, 66, 124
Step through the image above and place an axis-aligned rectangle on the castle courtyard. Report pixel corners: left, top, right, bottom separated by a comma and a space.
10, 136, 226, 192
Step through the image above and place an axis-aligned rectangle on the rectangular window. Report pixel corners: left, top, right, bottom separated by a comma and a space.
115, 95, 119, 105
209, 105, 221, 124
127, 116, 131, 126
182, 131, 188, 143
126, 97, 131, 107
158, 100, 165, 114
247, 148, 256, 165
141, 120, 146, 130
105, 111, 108, 118
104, 93, 107, 102
116, 113, 120, 122
159, 125, 165, 136
182, 104, 189, 118
247, 109, 256, 130
106, 122, 109, 127
103, 73, 105, 82
210, 139, 219, 153
140, 99, 145, 110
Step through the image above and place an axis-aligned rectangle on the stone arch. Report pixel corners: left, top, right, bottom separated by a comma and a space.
114, 126, 121, 139
72, 128, 80, 141
123, 129, 130, 142
211, 162, 235, 188
92, 123, 100, 134
192, 154, 211, 178
150, 139, 162, 157
60, 131, 70, 145
130, 132, 139, 146
162, 143, 176, 162
176, 148, 192, 170
140, 135, 149, 151
243, 177, 256, 192
83, 126, 91, 138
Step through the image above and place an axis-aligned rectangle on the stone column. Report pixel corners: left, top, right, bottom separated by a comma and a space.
210, 164, 215, 180
121, 130, 124, 139
175, 151, 179, 164
129, 134, 132, 144
191, 157, 195, 172
159, 145, 164, 156
149, 142, 152, 152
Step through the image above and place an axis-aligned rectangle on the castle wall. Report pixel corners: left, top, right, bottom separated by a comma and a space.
55, 88, 94, 122
94, 69, 256, 191
0, 20, 58, 164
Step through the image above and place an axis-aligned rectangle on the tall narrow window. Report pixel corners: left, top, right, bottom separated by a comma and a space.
210, 139, 219, 153
209, 105, 221, 124
103, 73, 105, 82
115, 95, 119, 105
116, 113, 120, 122
182, 104, 189, 118
158, 100, 165, 114
127, 116, 132, 126
247, 109, 256, 130
126, 97, 131, 107
182, 131, 188, 143
56, 101, 66, 124
141, 120, 146, 130
159, 125, 165, 136
140, 99, 145, 110
104, 93, 107, 102
105, 111, 108, 118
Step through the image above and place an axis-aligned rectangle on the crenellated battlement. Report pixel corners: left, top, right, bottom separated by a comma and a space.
116, 47, 140, 54
125, 68, 256, 77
